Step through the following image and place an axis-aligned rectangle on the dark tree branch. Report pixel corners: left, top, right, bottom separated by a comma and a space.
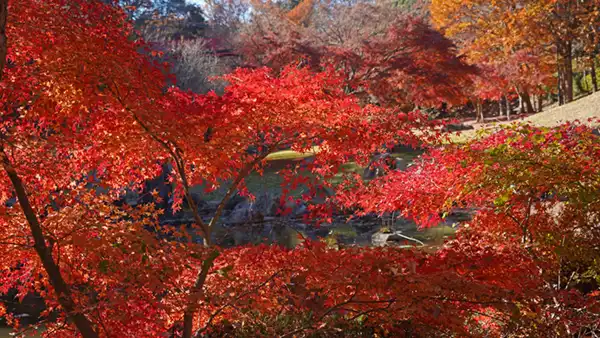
0, 147, 99, 338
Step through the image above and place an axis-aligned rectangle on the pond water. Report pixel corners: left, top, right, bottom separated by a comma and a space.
1, 151, 447, 335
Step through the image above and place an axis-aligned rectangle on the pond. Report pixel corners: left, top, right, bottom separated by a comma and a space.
2, 150, 453, 335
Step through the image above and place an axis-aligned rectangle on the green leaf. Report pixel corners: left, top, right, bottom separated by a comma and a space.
493, 192, 511, 206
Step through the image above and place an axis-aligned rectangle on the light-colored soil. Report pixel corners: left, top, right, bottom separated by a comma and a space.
523, 92, 600, 126
450, 92, 600, 142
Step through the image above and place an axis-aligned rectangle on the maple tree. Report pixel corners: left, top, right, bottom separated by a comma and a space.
238, 1, 475, 109
546, 0, 600, 103
431, 0, 600, 107
125, 65, 441, 337
431, 0, 552, 114
0, 0, 170, 336
1, 0, 599, 337
0, 0, 444, 336
176, 239, 552, 337
343, 121, 600, 335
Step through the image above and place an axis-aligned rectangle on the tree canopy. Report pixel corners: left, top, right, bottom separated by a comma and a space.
0, 0, 599, 337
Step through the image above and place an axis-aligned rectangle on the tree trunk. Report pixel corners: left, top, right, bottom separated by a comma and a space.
562, 40, 574, 103
574, 72, 586, 95
0, 150, 99, 338
0, 2, 98, 337
518, 92, 525, 114
558, 71, 564, 105
592, 61, 598, 92
498, 99, 503, 116
521, 91, 535, 114
537, 94, 543, 112
505, 95, 511, 121
502, 95, 510, 121
557, 46, 565, 106
475, 99, 484, 123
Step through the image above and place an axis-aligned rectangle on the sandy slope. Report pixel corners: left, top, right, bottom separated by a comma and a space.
522, 92, 600, 126
451, 92, 600, 142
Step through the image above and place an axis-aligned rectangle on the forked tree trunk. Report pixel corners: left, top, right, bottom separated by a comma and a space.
127, 113, 273, 338
475, 99, 484, 123
521, 91, 535, 114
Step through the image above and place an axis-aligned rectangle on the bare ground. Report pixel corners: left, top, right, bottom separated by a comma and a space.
451, 92, 600, 142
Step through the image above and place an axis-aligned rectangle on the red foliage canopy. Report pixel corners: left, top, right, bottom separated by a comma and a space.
0, 0, 443, 336
342, 122, 600, 335
239, 4, 475, 108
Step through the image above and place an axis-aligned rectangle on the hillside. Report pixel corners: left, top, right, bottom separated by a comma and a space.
522, 92, 600, 126
452, 92, 600, 142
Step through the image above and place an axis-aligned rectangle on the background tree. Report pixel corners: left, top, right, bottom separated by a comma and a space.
238, 0, 475, 109
202, 0, 250, 52
431, 0, 600, 106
